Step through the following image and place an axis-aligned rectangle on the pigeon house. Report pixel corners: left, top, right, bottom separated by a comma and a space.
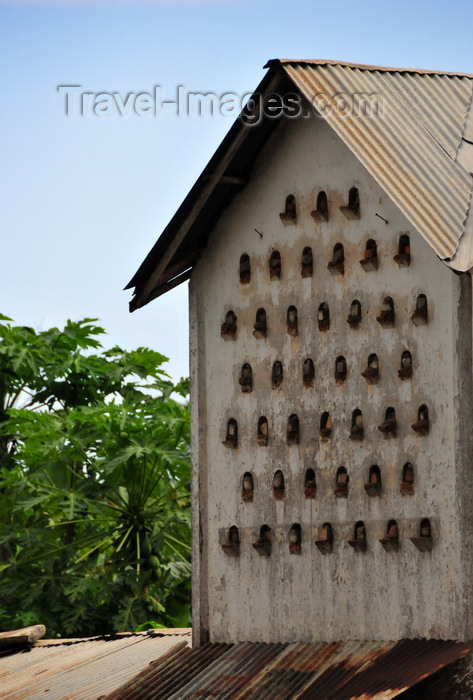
126, 59, 473, 648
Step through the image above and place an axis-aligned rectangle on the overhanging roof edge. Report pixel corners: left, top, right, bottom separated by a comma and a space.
126, 64, 289, 310
127, 59, 473, 311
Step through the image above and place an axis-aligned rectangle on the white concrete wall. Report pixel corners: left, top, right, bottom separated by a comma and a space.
189, 113, 470, 643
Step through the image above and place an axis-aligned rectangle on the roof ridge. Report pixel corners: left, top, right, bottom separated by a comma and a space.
265, 58, 473, 79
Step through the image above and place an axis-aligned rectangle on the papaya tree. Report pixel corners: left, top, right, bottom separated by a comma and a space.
0, 315, 191, 637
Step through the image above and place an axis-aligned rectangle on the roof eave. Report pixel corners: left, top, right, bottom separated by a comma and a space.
127, 59, 473, 310
127, 63, 288, 311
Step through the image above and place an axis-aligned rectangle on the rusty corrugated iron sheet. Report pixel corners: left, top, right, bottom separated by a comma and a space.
0, 629, 191, 700
105, 640, 234, 700
104, 638, 473, 700
279, 61, 473, 263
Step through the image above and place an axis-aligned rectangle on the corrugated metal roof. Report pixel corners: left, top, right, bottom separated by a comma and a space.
271, 58, 473, 78
3, 631, 471, 698
0, 629, 191, 700
104, 640, 234, 700
105, 638, 473, 699
126, 58, 473, 310
279, 61, 473, 262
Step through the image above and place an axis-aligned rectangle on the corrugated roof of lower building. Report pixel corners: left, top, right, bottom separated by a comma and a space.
104, 638, 473, 700
0, 629, 191, 700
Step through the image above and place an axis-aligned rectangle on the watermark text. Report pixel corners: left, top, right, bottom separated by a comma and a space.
57, 85, 384, 124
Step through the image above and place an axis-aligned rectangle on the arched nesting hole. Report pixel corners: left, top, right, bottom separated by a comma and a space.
253, 524, 271, 556
401, 462, 415, 495
335, 355, 347, 383
420, 518, 431, 538
253, 307, 267, 339
328, 242, 345, 274
417, 294, 428, 310
286, 194, 296, 213
280, 194, 297, 224
412, 404, 429, 435
399, 234, 410, 254
287, 414, 300, 445
355, 521, 366, 540
222, 418, 238, 449
349, 408, 363, 441
347, 299, 361, 327
229, 525, 239, 542
318, 302, 330, 331
242, 472, 254, 502
398, 350, 413, 380
315, 522, 333, 553
369, 465, 381, 483
380, 519, 399, 551
360, 238, 378, 271
320, 411, 332, 440
348, 520, 366, 552
361, 353, 379, 384
412, 294, 428, 326
239, 254, 251, 284
257, 416, 268, 446
377, 296, 395, 327
239, 363, 253, 393
335, 242, 345, 258
288, 523, 302, 554
365, 465, 381, 497
222, 525, 240, 557
286, 305, 298, 336
411, 517, 433, 551
311, 190, 328, 222
304, 468, 316, 498
271, 360, 283, 389
394, 233, 411, 267
269, 250, 282, 280
221, 310, 237, 339
302, 358, 315, 388
340, 187, 360, 219
378, 407, 397, 437
273, 470, 285, 499
317, 190, 328, 215
260, 524, 271, 538
349, 187, 359, 209
334, 466, 349, 498
301, 246, 313, 277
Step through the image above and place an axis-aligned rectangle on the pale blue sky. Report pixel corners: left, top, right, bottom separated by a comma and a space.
1, 0, 472, 380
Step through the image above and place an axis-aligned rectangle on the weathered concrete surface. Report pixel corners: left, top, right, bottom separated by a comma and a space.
190, 113, 472, 645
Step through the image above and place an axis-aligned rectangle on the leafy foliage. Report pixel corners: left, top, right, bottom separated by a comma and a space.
0, 316, 191, 637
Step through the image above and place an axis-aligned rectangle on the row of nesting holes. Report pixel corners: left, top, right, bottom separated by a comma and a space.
279, 188, 374, 226
238, 463, 415, 503
223, 407, 429, 448
238, 233, 411, 285
278, 188, 360, 224
222, 517, 433, 557
236, 352, 416, 392
222, 295, 428, 341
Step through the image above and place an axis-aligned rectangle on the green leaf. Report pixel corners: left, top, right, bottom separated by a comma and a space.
0, 314, 190, 638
